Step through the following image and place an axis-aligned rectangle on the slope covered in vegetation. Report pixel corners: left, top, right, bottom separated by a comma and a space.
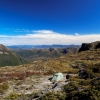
0, 44, 28, 67
15, 47, 79, 61
0, 42, 100, 99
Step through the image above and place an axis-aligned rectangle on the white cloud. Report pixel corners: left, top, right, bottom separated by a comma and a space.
0, 30, 100, 45
14, 29, 32, 32
75, 33, 79, 36
33, 30, 57, 34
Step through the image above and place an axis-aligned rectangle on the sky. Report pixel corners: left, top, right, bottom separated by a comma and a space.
0, 0, 100, 45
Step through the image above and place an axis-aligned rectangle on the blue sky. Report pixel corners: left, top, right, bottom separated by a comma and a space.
0, 0, 100, 45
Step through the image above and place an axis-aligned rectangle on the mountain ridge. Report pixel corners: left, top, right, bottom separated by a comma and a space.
7, 44, 80, 50
79, 41, 100, 52
14, 47, 79, 61
0, 44, 28, 67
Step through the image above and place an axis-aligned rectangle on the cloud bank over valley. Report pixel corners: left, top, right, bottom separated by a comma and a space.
0, 30, 99, 45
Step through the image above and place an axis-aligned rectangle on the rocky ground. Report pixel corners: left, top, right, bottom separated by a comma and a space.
0, 73, 77, 99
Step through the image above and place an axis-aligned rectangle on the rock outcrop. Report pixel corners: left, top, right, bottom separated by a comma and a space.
79, 41, 100, 52
0, 44, 10, 51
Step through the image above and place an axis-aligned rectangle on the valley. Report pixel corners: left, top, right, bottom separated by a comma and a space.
1, 0, 100, 99
0, 41, 100, 100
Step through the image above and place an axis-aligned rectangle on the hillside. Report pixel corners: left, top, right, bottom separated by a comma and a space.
79, 41, 100, 52
0, 44, 28, 67
14, 47, 79, 61
0, 42, 100, 99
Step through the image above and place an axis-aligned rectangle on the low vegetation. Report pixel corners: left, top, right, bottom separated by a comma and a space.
0, 47, 100, 99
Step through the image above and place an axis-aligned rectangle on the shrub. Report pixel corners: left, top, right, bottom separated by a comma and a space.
40, 91, 66, 100
0, 82, 9, 94
4, 93, 18, 100
64, 82, 78, 93
79, 79, 91, 86
87, 69, 95, 78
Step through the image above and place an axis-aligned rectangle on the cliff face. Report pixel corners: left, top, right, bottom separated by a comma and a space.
79, 41, 100, 52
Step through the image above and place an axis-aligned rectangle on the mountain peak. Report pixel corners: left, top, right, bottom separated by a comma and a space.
0, 44, 10, 51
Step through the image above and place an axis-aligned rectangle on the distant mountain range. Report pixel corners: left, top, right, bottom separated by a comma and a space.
7, 45, 80, 61
13, 47, 79, 61
1, 41, 100, 67
7, 44, 80, 50
0, 44, 80, 67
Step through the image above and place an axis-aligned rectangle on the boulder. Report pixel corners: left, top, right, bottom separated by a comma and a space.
78, 69, 89, 79
66, 74, 71, 79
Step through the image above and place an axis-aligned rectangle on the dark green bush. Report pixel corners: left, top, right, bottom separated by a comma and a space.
64, 82, 78, 93
40, 91, 66, 100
